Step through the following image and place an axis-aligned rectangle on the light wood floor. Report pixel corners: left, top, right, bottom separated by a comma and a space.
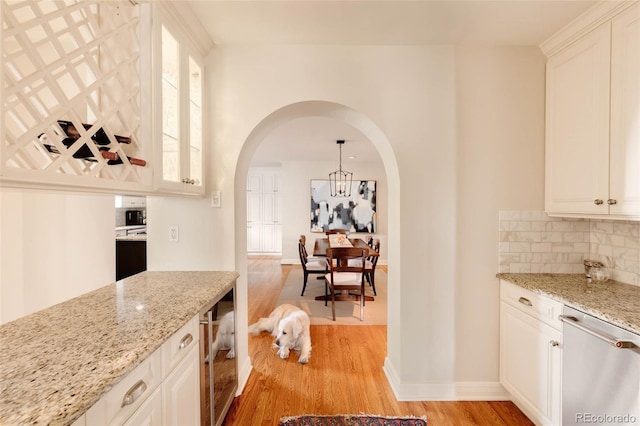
222, 256, 533, 425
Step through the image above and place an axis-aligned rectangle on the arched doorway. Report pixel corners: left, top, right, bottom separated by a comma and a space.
233, 100, 402, 389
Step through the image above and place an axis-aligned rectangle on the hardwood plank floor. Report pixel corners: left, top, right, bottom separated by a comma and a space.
223, 256, 533, 425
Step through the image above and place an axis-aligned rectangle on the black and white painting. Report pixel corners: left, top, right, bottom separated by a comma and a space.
310, 180, 376, 233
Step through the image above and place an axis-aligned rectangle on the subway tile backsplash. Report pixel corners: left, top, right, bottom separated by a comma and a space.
498, 211, 640, 286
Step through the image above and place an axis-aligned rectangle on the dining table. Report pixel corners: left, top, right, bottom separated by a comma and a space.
313, 236, 379, 258
312, 236, 378, 302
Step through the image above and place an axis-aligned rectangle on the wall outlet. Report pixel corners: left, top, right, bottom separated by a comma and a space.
169, 225, 179, 242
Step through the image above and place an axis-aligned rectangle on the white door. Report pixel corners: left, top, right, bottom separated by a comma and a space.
246, 169, 282, 253
500, 303, 561, 425
162, 345, 200, 426
545, 23, 612, 215
123, 387, 163, 426
609, 4, 640, 216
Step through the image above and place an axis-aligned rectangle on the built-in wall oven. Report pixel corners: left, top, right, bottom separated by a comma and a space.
199, 287, 237, 426
560, 306, 640, 426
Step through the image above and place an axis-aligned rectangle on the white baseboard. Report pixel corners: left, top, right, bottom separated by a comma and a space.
383, 357, 509, 401
248, 252, 281, 257
454, 382, 510, 401
236, 355, 253, 396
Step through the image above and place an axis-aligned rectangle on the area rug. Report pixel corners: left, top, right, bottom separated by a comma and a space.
279, 414, 427, 425
276, 268, 387, 325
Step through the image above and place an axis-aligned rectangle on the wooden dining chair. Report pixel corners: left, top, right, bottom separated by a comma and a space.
325, 247, 368, 321
300, 234, 323, 262
299, 238, 327, 296
325, 229, 348, 235
346, 238, 380, 296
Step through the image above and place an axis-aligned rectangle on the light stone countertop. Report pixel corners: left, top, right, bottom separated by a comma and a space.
0, 270, 239, 426
497, 273, 640, 336
115, 235, 147, 241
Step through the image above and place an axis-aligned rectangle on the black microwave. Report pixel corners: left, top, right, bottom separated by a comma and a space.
125, 210, 144, 226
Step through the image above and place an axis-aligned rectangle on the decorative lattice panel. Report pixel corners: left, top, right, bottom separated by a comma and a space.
1, 0, 148, 187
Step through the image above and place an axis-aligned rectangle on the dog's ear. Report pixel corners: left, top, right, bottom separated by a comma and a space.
292, 317, 303, 339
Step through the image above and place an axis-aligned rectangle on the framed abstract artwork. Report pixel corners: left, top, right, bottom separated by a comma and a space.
310, 180, 376, 233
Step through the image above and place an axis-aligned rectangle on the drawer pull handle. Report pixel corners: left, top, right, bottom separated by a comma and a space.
122, 380, 147, 407
518, 297, 532, 307
178, 333, 193, 350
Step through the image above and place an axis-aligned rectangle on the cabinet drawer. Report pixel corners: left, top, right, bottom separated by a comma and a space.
162, 315, 199, 375
86, 348, 162, 425
500, 280, 563, 331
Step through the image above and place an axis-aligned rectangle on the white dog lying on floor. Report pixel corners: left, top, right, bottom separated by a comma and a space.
248, 304, 312, 364
211, 310, 235, 359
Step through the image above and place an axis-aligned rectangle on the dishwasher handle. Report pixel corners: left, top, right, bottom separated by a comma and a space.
559, 315, 636, 349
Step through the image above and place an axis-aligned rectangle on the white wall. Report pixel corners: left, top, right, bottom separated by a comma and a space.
454, 46, 546, 385
0, 43, 547, 397
278, 160, 388, 264
146, 195, 233, 271
0, 188, 115, 324
207, 44, 458, 394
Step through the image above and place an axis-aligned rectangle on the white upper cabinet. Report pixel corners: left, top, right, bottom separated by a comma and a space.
0, 1, 213, 197
152, 4, 207, 196
0, 0, 153, 193
609, 4, 640, 216
543, 3, 640, 219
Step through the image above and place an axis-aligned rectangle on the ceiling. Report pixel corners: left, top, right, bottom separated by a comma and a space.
251, 116, 379, 164
190, 0, 596, 46
188, 0, 598, 164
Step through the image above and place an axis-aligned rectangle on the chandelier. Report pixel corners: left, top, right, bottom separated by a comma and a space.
328, 140, 353, 197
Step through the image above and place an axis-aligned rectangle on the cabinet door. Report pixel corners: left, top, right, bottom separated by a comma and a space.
609, 4, 640, 216
153, 7, 205, 195
123, 387, 163, 426
500, 302, 562, 426
246, 169, 283, 253
247, 192, 263, 224
545, 23, 611, 215
247, 224, 262, 253
162, 345, 200, 426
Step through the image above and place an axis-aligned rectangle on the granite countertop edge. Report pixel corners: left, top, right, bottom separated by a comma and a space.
497, 273, 640, 336
0, 270, 239, 426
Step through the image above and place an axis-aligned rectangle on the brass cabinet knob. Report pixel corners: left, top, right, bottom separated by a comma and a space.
607, 199, 617, 205
594, 199, 604, 205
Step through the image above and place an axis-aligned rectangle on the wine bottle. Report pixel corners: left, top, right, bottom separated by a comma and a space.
42, 137, 119, 161
107, 155, 146, 166
57, 120, 131, 145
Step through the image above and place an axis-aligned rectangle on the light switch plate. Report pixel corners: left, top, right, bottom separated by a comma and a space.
211, 191, 221, 208
169, 225, 179, 242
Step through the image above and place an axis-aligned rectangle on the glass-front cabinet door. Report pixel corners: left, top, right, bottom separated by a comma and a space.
153, 6, 205, 195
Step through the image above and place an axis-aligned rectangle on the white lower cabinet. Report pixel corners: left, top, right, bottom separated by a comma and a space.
500, 280, 562, 426
162, 345, 200, 425
123, 386, 163, 426
86, 315, 200, 425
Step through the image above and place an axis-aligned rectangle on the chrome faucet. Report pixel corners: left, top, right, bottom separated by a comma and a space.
583, 259, 604, 279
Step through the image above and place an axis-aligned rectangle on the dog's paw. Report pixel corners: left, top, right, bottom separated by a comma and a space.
226, 349, 235, 359
278, 348, 290, 359
298, 356, 309, 364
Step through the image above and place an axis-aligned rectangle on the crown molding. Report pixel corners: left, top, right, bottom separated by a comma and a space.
158, 1, 214, 56
540, 1, 638, 57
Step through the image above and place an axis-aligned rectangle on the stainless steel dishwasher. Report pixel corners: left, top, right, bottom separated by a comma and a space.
560, 306, 640, 426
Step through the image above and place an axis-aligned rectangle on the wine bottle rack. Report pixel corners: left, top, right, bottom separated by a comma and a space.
1, 0, 151, 190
